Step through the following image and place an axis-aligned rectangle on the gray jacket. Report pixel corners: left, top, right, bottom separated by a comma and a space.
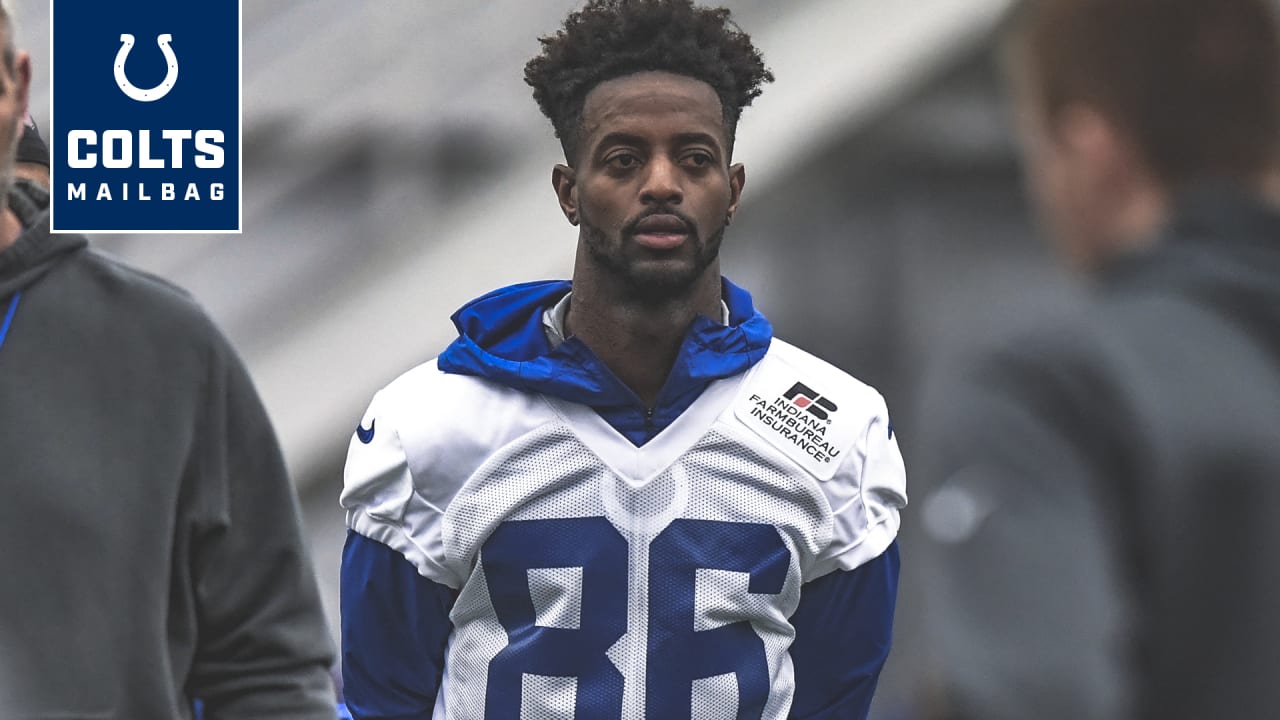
0, 185, 336, 719
920, 183, 1280, 720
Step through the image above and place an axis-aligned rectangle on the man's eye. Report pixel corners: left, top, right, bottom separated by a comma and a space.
608, 154, 640, 169
684, 152, 713, 167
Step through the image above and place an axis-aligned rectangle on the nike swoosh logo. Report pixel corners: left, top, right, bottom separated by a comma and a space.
356, 419, 375, 444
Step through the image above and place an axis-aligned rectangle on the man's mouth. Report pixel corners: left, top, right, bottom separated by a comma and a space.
631, 214, 691, 250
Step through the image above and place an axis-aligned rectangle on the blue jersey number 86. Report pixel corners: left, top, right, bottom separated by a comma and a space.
480, 517, 791, 719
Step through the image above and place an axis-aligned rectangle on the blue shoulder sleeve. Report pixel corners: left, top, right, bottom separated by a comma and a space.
788, 541, 900, 720
341, 530, 458, 720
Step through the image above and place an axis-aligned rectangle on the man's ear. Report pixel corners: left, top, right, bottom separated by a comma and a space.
13, 50, 30, 118
726, 163, 745, 225
1054, 104, 1138, 194
553, 164, 578, 226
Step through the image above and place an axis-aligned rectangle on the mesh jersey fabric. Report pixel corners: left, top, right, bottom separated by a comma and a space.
342, 339, 906, 719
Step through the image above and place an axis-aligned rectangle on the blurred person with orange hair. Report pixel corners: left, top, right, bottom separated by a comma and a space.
920, 0, 1280, 718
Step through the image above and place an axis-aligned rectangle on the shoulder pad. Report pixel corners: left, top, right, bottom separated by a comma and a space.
344, 359, 558, 516
731, 339, 883, 481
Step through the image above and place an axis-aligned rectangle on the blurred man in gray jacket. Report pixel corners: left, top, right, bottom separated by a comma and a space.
921, 0, 1280, 718
0, 5, 336, 718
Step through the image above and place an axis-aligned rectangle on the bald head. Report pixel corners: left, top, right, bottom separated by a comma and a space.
0, 5, 12, 75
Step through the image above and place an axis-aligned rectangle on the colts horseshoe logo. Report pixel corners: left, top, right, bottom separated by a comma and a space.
114, 33, 178, 102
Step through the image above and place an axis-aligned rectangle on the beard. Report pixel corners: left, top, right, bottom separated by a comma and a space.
579, 206, 725, 303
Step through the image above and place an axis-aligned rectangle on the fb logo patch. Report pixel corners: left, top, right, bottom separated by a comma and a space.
782, 381, 838, 421
51, 2, 241, 233
734, 358, 860, 481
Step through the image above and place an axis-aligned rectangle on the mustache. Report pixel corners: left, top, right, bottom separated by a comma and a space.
621, 206, 698, 237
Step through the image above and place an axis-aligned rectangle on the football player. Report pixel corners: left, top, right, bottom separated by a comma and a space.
340, 2, 907, 718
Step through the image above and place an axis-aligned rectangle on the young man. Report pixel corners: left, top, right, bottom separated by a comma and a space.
340, 2, 907, 718
0, 7, 336, 718
921, 0, 1280, 718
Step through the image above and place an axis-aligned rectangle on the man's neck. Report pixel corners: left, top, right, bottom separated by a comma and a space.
1108, 182, 1167, 259
1255, 168, 1280, 208
1091, 169, 1280, 274
566, 265, 723, 407
1113, 168, 1280, 248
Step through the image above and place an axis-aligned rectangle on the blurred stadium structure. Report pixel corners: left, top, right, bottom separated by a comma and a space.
15, 0, 1090, 715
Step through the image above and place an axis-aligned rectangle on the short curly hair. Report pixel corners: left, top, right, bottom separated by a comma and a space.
525, 0, 773, 163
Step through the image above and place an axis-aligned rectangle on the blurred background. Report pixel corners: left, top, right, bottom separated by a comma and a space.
13, 1, 1085, 716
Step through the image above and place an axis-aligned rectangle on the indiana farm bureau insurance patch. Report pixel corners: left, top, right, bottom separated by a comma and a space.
734, 358, 860, 482
51, 1, 242, 233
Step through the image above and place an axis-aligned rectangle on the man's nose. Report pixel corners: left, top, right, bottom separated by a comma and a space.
639, 156, 683, 205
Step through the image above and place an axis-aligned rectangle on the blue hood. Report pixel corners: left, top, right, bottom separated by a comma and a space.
437, 278, 773, 445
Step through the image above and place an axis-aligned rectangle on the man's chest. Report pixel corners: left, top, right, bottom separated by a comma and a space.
436, 424, 830, 719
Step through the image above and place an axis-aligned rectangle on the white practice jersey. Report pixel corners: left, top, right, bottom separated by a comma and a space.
342, 339, 907, 719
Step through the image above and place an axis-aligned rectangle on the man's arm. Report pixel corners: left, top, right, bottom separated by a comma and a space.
341, 531, 457, 720
791, 396, 907, 719
789, 542, 900, 719
339, 386, 462, 720
918, 346, 1135, 720
187, 337, 336, 719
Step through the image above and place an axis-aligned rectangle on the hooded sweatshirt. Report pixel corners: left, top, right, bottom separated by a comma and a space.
0, 185, 336, 719
437, 278, 773, 445
922, 182, 1280, 720
341, 278, 905, 720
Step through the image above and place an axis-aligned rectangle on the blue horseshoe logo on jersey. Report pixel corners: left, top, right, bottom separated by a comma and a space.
114, 33, 178, 102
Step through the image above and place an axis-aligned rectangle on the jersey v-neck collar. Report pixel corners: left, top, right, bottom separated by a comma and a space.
540, 367, 751, 486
